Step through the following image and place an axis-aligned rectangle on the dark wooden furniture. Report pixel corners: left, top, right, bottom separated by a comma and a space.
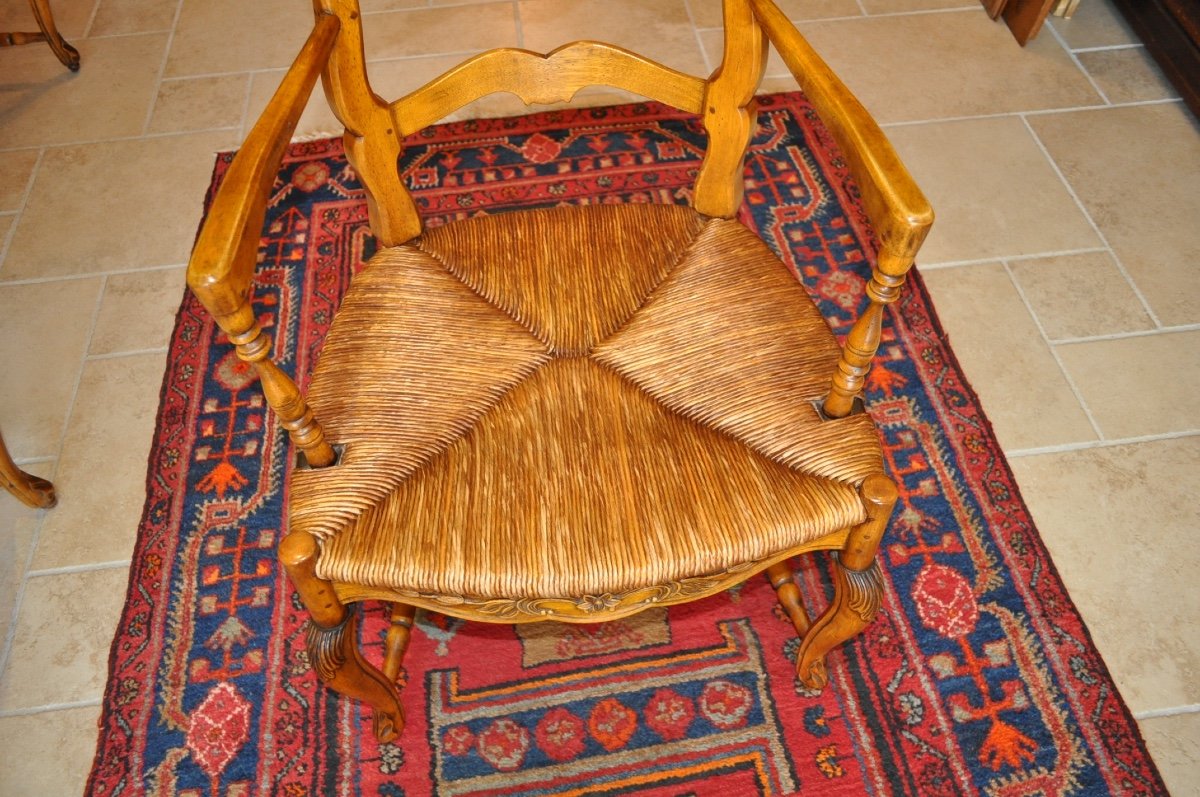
1111, 0, 1200, 118
0, 0, 80, 71
186, 0, 933, 742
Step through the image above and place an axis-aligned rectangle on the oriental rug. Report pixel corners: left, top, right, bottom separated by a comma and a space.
86, 93, 1167, 796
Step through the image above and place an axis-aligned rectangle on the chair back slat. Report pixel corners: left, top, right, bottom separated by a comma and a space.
392, 43, 706, 136
314, 0, 766, 244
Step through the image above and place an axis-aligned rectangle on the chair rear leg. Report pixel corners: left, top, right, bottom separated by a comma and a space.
279, 530, 406, 743
382, 603, 417, 682
796, 474, 896, 689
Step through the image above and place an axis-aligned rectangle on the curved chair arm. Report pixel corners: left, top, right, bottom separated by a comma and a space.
186, 13, 342, 467
749, 0, 932, 273
749, 0, 935, 418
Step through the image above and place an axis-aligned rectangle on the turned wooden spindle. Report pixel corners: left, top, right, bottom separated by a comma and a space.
823, 262, 907, 419
382, 603, 417, 682
766, 561, 811, 636
217, 305, 336, 468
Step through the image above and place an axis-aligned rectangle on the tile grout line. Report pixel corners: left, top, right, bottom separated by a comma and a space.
87, 348, 170, 362
0, 275, 108, 687
26, 560, 132, 579
878, 97, 1181, 129
1005, 429, 1199, 459
0, 148, 46, 278
512, 1, 524, 49
0, 126, 242, 157
1071, 43, 1145, 54
1001, 259, 1105, 440
0, 698, 103, 719
140, 0, 186, 136
1134, 704, 1200, 721
1017, 113, 1164, 329
917, 246, 1111, 270
0, 262, 188, 287
682, 0, 713, 75
81, 0, 102, 39
236, 71, 257, 141
1045, 20, 1112, 106
1048, 323, 1200, 347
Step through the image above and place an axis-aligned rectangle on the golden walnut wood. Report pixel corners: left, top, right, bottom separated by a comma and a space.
185, 0, 932, 741
0, 0, 80, 71
0, 428, 55, 509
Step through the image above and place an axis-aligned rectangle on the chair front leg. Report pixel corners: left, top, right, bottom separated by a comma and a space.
796, 474, 895, 688
279, 530, 406, 742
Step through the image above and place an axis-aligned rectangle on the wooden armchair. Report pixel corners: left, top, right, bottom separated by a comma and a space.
186, 0, 932, 743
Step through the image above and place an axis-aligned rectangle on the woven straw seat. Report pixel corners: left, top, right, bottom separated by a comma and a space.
185, 0, 932, 742
290, 204, 883, 602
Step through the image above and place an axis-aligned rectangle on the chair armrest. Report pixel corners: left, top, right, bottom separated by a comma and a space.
749, 0, 933, 273
186, 13, 340, 325
185, 13, 342, 469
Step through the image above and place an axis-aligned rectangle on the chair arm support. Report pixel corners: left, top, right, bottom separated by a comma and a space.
748, 0, 933, 274
186, 13, 340, 320
185, 13, 341, 468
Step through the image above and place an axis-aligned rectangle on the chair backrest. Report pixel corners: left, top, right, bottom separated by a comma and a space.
312, 0, 769, 246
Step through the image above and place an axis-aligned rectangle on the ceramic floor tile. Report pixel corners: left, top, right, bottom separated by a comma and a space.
921, 263, 1096, 451
689, 0, 859, 28
0, 149, 38, 211
0, 565, 127, 709
31, 352, 167, 570
859, 0, 974, 11
362, 0, 434, 10
793, 10, 1100, 123
0, 705, 103, 796
1140, 711, 1200, 797
1008, 252, 1154, 341
1009, 437, 1200, 713
1047, 0, 1137, 49
0, 213, 11, 248
90, 0, 178, 36
0, 278, 102, 460
246, 70, 342, 141
148, 75, 249, 134
1029, 104, 1200, 328
0, 0, 96, 39
165, 0, 314, 77
884, 117, 1100, 264
1055, 331, 1200, 440
1077, 47, 1178, 104
4, 130, 238, 279
521, 0, 707, 75
363, 3, 518, 60
0, 461, 52, 649
0, 33, 168, 148
90, 267, 186, 355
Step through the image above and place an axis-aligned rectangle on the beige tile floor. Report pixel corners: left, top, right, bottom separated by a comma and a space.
0, 0, 1197, 793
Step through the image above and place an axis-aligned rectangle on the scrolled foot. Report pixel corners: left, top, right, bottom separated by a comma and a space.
795, 555, 883, 689
304, 604, 406, 743
798, 657, 828, 691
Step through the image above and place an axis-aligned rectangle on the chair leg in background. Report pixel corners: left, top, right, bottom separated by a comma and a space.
279, 530, 406, 743
795, 474, 896, 689
0, 429, 56, 509
28, 0, 80, 70
382, 602, 417, 682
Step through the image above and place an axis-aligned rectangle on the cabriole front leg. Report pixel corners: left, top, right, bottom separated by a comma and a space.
279, 530, 405, 742
796, 474, 895, 689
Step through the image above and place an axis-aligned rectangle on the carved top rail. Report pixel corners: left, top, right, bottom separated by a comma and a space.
391, 42, 707, 135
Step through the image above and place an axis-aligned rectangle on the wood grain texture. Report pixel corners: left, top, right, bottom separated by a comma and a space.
0, 0, 80, 70
184, 0, 931, 741
186, 14, 341, 468
749, 0, 933, 267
